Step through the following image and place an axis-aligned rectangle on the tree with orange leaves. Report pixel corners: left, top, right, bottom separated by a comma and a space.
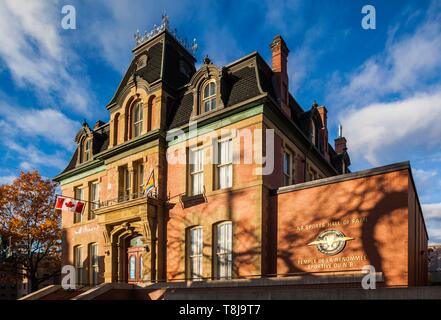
0, 171, 61, 293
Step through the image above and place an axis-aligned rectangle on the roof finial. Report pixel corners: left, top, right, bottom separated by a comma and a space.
203, 55, 211, 65
338, 124, 343, 138
312, 100, 318, 108
161, 10, 169, 29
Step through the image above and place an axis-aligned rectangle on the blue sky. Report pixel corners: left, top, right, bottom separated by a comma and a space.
0, 0, 440, 243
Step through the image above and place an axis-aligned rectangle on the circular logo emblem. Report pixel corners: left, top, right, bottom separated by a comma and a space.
307, 230, 354, 256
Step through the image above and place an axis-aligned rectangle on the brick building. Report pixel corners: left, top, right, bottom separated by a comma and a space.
53, 18, 428, 291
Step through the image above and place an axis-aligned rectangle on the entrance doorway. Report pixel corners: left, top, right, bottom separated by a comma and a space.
127, 236, 145, 284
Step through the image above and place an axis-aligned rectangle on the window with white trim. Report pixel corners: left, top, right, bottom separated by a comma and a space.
189, 147, 204, 196
89, 182, 99, 219
74, 245, 84, 285
89, 243, 99, 286
187, 226, 203, 280
119, 166, 130, 201
217, 139, 233, 189
214, 222, 232, 279
129, 255, 136, 280
74, 187, 83, 223
203, 81, 216, 113
134, 162, 144, 196
84, 139, 91, 162
133, 102, 143, 138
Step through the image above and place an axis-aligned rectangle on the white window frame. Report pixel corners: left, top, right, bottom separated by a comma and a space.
89, 243, 99, 286
74, 187, 83, 223
135, 162, 144, 196
133, 102, 143, 138
84, 139, 91, 162
129, 255, 136, 280
189, 147, 204, 196
202, 80, 216, 113
74, 245, 84, 285
188, 226, 203, 280
119, 166, 130, 200
214, 222, 233, 279
89, 182, 100, 218
217, 139, 233, 189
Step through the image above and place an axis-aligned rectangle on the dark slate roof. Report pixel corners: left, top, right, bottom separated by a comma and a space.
167, 92, 194, 128
59, 124, 109, 175
109, 42, 163, 105
162, 43, 195, 90
224, 66, 261, 106
60, 149, 78, 174
93, 124, 109, 154
137, 42, 163, 83
257, 64, 277, 102
167, 58, 267, 130
59, 41, 346, 178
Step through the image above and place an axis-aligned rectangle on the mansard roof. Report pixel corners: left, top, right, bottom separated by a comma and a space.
59, 122, 109, 175
56, 33, 344, 179
167, 52, 266, 128
107, 30, 196, 109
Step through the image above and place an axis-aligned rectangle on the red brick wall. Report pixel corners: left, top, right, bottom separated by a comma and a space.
275, 169, 413, 287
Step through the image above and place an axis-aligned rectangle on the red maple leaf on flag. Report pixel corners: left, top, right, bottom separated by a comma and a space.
65, 201, 75, 208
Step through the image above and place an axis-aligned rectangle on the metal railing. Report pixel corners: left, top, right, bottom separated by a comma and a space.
96, 189, 158, 209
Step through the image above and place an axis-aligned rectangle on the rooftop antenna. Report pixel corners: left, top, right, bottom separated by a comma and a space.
338, 124, 343, 138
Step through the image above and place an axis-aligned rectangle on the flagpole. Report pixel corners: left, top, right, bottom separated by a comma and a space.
54, 193, 99, 206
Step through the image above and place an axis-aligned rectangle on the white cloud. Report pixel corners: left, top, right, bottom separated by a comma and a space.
330, 6, 441, 108
342, 90, 441, 165
413, 168, 438, 189
0, 0, 94, 114
8, 142, 67, 170
422, 203, 441, 244
0, 175, 16, 185
0, 102, 78, 150
83, 0, 197, 72
423, 203, 441, 220
262, 0, 303, 35
428, 224, 441, 245
288, 26, 325, 94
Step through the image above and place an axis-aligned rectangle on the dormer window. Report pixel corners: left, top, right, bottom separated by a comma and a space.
203, 80, 216, 113
84, 139, 91, 161
133, 102, 143, 138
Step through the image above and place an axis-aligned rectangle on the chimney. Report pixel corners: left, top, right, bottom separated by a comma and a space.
270, 35, 290, 117
334, 125, 347, 154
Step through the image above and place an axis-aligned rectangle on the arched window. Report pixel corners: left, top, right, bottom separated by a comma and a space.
113, 113, 120, 146
132, 102, 143, 138
202, 80, 216, 113
214, 221, 232, 279
84, 139, 91, 161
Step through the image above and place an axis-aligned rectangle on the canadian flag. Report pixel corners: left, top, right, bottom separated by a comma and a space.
55, 196, 85, 214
